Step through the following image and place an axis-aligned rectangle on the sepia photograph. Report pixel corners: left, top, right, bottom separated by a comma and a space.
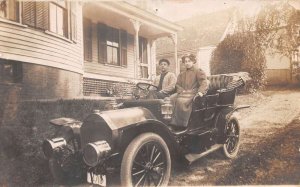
0, 0, 299, 186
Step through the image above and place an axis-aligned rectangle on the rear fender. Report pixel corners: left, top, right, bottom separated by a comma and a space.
214, 107, 240, 144
215, 104, 249, 129
226, 105, 250, 120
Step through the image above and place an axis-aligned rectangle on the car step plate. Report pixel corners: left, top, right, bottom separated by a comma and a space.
87, 172, 106, 186
185, 144, 223, 163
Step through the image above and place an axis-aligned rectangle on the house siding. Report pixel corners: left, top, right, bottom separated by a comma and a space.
265, 69, 291, 85
0, 2, 83, 100
84, 23, 135, 79
266, 53, 290, 70
265, 52, 292, 85
21, 63, 83, 100
0, 21, 83, 73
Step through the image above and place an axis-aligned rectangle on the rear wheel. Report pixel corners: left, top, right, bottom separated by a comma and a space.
120, 133, 171, 187
222, 119, 240, 159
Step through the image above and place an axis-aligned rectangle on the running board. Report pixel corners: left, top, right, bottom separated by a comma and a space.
185, 144, 223, 163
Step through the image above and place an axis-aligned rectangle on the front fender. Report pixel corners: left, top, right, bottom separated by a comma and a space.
80, 107, 158, 150
49, 118, 82, 142
117, 119, 179, 158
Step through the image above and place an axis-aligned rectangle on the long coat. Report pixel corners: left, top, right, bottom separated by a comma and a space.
171, 67, 208, 127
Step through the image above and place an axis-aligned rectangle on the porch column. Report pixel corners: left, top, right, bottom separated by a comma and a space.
170, 33, 179, 75
130, 19, 142, 79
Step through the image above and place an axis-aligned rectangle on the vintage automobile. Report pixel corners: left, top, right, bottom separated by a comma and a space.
42, 73, 250, 186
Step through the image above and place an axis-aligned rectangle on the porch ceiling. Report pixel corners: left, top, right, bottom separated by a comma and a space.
83, 1, 182, 39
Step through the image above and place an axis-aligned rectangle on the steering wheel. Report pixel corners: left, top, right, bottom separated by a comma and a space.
136, 82, 158, 91
133, 83, 158, 99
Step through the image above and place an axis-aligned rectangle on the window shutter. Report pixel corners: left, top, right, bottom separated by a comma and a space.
98, 23, 107, 64
35, 2, 49, 30
120, 30, 127, 67
22, 2, 36, 27
83, 18, 92, 62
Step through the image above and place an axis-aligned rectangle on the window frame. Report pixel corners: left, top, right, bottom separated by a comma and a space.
49, 1, 68, 37
139, 36, 149, 79
70, 1, 77, 42
106, 27, 121, 66
0, 0, 19, 22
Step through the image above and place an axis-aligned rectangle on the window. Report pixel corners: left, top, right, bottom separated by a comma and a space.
70, 2, 77, 41
0, 59, 22, 83
106, 27, 120, 65
83, 18, 92, 61
22, 1, 49, 29
139, 37, 149, 78
0, 0, 19, 21
49, 1, 67, 37
21, 1, 74, 39
98, 24, 127, 66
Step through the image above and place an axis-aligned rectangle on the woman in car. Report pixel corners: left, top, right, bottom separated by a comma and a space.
170, 53, 209, 127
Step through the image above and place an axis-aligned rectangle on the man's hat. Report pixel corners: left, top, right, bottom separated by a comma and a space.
159, 59, 170, 65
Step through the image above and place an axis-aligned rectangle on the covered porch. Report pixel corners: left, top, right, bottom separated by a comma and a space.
82, 1, 181, 97
83, 1, 182, 79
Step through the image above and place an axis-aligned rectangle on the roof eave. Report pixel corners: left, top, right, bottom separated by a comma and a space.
97, 1, 183, 33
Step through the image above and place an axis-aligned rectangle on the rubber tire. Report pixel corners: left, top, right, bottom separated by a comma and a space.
49, 158, 66, 184
120, 133, 171, 187
222, 119, 240, 159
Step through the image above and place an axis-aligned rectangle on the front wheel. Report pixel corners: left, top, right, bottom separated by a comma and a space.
120, 133, 171, 187
222, 119, 240, 159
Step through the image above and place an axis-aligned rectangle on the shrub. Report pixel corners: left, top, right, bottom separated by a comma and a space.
210, 32, 266, 92
0, 99, 109, 186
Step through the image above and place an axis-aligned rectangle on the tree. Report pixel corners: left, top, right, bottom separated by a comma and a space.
211, 1, 300, 91
211, 32, 266, 91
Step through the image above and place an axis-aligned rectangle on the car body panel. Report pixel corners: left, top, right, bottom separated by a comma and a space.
80, 107, 164, 150
99, 107, 157, 130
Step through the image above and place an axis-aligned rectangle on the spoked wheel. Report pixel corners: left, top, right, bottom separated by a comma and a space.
222, 119, 240, 159
121, 133, 171, 187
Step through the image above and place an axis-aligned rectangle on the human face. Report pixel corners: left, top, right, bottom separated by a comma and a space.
159, 61, 169, 73
183, 57, 194, 69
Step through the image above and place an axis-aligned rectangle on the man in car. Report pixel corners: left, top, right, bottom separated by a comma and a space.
170, 53, 209, 127
147, 59, 176, 99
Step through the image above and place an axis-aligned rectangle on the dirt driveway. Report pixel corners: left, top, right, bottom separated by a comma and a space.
169, 88, 300, 186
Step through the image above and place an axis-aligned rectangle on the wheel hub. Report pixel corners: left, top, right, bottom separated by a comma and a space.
145, 162, 153, 170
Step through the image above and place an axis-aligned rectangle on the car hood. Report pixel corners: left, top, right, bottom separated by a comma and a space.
80, 107, 156, 148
